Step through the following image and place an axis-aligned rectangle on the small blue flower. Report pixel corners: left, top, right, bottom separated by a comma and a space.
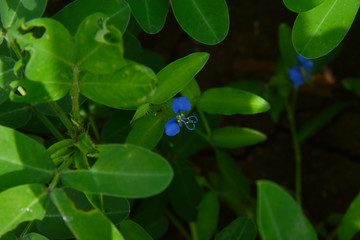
165, 96, 198, 136
289, 54, 314, 87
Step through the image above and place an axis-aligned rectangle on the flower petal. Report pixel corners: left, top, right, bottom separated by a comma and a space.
165, 117, 181, 136
296, 54, 314, 70
172, 96, 191, 114
289, 66, 304, 87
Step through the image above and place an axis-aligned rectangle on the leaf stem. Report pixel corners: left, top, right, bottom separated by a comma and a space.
88, 115, 101, 142
49, 101, 73, 133
197, 107, 212, 136
20, 221, 34, 238
286, 101, 302, 205
189, 222, 199, 240
166, 210, 191, 240
72, 65, 81, 124
49, 155, 73, 191
30, 105, 64, 140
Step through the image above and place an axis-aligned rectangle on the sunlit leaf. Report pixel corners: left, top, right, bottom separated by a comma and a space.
212, 127, 267, 148
283, 0, 325, 12
338, 194, 360, 240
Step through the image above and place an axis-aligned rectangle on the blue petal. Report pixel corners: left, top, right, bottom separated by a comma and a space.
165, 117, 180, 136
296, 54, 314, 70
172, 96, 191, 114
289, 66, 304, 87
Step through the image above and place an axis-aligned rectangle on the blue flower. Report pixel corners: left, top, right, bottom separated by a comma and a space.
165, 96, 198, 136
289, 54, 314, 87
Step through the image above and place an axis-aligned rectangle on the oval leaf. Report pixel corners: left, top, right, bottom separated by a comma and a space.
50, 189, 125, 240
216, 217, 257, 240
212, 127, 267, 148
292, 0, 360, 58
75, 13, 126, 74
0, 125, 54, 189
257, 180, 318, 240
283, 0, 325, 12
338, 194, 360, 240
61, 144, 173, 198
0, 0, 47, 29
150, 52, 209, 104
0, 100, 31, 128
54, 0, 130, 35
23, 233, 49, 240
0, 184, 48, 236
170, 0, 229, 44
119, 220, 153, 240
80, 62, 157, 110
197, 87, 270, 115
128, 0, 169, 34
197, 192, 219, 240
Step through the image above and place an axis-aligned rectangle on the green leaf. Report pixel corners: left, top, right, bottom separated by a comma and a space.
0, 100, 31, 128
169, 159, 204, 221
9, 18, 75, 101
197, 192, 219, 240
23, 233, 49, 240
0, 184, 48, 236
128, 0, 168, 34
150, 52, 209, 104
292, 0, 360, 58
0, 125, 54, 189
61, 144, 173, 198
0, 56, 17, 90
130, 103, 150, 124
338, 194, 360, 240
80, 62, 157, 110
126, 113, 165, 150
54, 0, 130, 35
50, 188, 125, 240
0, 0, 47, 29
283, 0, 325, 12
0, 233, 17, 240
197, 87, 270, 115
215, 150, 250, 199
278, 23, 297, 68
139, 49, 166, 72
181, 79, 201, 107
216, 217, 257, 240
343, 78, 360, 96
123, 33, 142, 61
170, 0, 229, 45
75, 13, 126, 74
119, 220, 153, 240
212, 127, 267, 148
257, 180, 318, 240
298, 102, 347, 142
103, 196, 130, 224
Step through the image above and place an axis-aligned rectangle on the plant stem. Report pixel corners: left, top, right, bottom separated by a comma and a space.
30, 105, 64, 140
8, 40, 22, 60
166, 211, 191, 240
20, 221, 34, 238
49, 101, 73, 133
197, 107, 212, 136
88, 115, 100, 142
189, 222, 199, 240
49, 155, 73, 191
286, 102, 302, 205
72, 65, 81, 124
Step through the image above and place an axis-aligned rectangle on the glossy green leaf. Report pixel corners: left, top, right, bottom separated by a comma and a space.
75, 13, 126, 74
338, 194, 360, 240
23, 233, 49, 240
292, 0, 360, 58
212, 127, 267, 148
298, 102, 347, 142
101, 110, 133, 143
343, 78, 360, 97
150, 52, 209, 104
0, 125, 54, 189
61, 144, 173, 198
126, 113, 164, 150
0, 0, 47, 29
9, 18, 75, 101
80, 62, 157, 110
130, 103, 150, 123
119, 220, 153, 240
0, 184, 48, 236
216, 217, 257, 240
170, 0, 229, 44
257, 180, 318, 240
197, 87, 270, 115
169, 159, 204, 221
50, 189, 125, 240
283, 0, 325, 12
0, 100, 31, 128
197, 192, 219, 240
128, 0, 169, 34
54, 0, 130, 35
215, 150, 250, 199
278, 23, 297, 68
